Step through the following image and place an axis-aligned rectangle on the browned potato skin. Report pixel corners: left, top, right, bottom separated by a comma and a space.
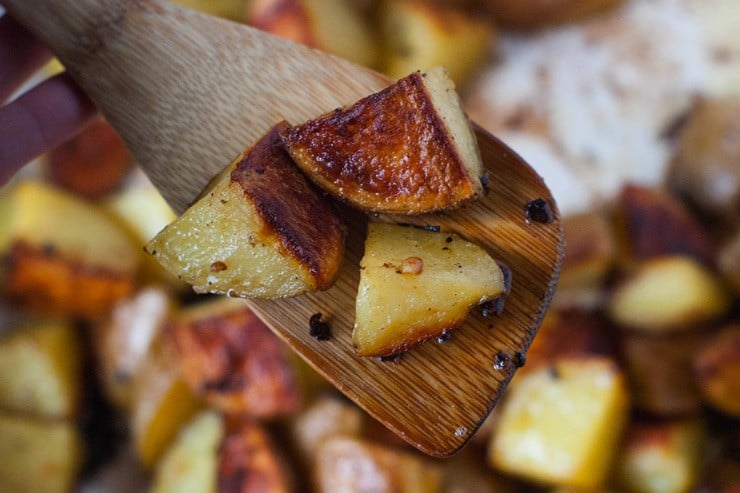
282, 70, 483, 214
219, 419, 294, 493
46, 120, 132, 201
231, 122, 345, 291
559, 212, 616, 290
2, 240, 134, 320
619, 329, 713, 415
167, 301, 300, 417
614, 184, 716, 267
483, 0, 624, 29
668, 98, 740, 224
693, 325, 740, 417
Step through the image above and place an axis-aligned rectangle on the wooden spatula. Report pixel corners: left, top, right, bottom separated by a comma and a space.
5, 0, 563, 456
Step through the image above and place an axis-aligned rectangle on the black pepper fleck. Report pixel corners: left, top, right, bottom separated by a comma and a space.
513, 352, 526, 368
493, 351, 510, 371
437, 330, 452, 343
525, 198, 554, 223
309, 313, 332, 341
480, 297, 506, 317
498, 262, 513, 295
380, 354, 402, 363
548, 365, 560, 380
481, 173, 490, 192
446, 236, 454, 243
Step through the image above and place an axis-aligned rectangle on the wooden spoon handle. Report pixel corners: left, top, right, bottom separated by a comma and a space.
5, 0, 389, 212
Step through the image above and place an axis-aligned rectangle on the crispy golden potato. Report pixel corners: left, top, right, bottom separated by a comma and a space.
0, 413, 83, 493
489, 358, 629, 489
615, 420, 704, 493
282, 68, 485, 214
315, 437, 442, 493
151, 411, 223, 493
131, 343, 202, 469
614, 185, 715, 267
379, 0, 494, 86
354, 223, 505, 357
559, 212, 616, 291
719, 231, 740, 296
694, 325, 740, 417
45, 120, 132, 200
292, 396, 363, 461
166, 298, 300, 417
0, 320, 81, 419
608, 256, 731, 332
147, 123, 344, 298
483, 0, 624, 29
94, 287, 174, 410
668, 98, 740, 223
0, 181, 138, 320
246, 0, 378, 68
619, 330, 709, 415
218, 419, 294, 493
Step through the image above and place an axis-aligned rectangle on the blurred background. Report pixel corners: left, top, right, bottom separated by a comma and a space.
0, 0, 738, 492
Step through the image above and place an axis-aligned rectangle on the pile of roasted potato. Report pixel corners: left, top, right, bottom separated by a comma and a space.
1, 0, 738, 492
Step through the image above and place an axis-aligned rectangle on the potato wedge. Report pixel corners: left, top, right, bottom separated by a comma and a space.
693, 325, 740, 417
379, 0, 494, 86
166, 297, 300, 417
131, 342, 202, 469
151, 411, 223, 493
247, 0, 378, 68
615, 420, 704, 493
0, 413, 83, 493
282, 68, 485, 214
94, 287, 173, 410
354, 223, 505, 357
614, 185, 715, 267
315, 437, 442, 493
608, 256, 731, 332
483, 0, 624, 29
0, 181, 138, 320
45, 120, 132, 200
147, 122, 344, 298
489, 358, 629, 489
0, 320, 81, 419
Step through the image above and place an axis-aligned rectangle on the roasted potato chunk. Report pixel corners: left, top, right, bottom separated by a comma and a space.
282, 68, 485, 214
151, 411, 224, 493
315, 437, 442, 493
166, 298, 300, 417
0, 320, 81, 419
45, 120, 132, 200
489, 358, 629, 489
292, 395, 363, 461
693, 325, 740, 417
354, 223, 505, 357
615, 420, 704, 493
379, 0, 494, 86
131, 343, 202, 469
558, 212, 616, 292
608, 256, 731, 332
483, 0, 624, 29
247, 0, 378, 68
94, 287, 173, 410
668, 98, 740, 223
0, 181, 138, 320
614, 185, 715, 266
0, 413, 83, 493
147, 123, 344, 298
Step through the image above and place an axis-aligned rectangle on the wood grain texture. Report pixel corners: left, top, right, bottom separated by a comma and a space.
6, 0, 563, 456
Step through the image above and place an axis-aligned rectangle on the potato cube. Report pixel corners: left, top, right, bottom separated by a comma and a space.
151, 411, 223, 493
166, 297, 300, 417
0, 320, 81, 419
131, 343, 202, 469
0, 413, 83, 493
0, 181, 138, 320
489, 358, 629, 488
354, 223, 504, 356
694, 325, 740, 417
615, 420, 703, 493
147, 123, 344, 298
282, 68, 485, 214
247, 0, 378, 68
559, 212, 616, 291
379, 0, 494, 86
608, 256, 730, 332
315, 437, 442, 493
